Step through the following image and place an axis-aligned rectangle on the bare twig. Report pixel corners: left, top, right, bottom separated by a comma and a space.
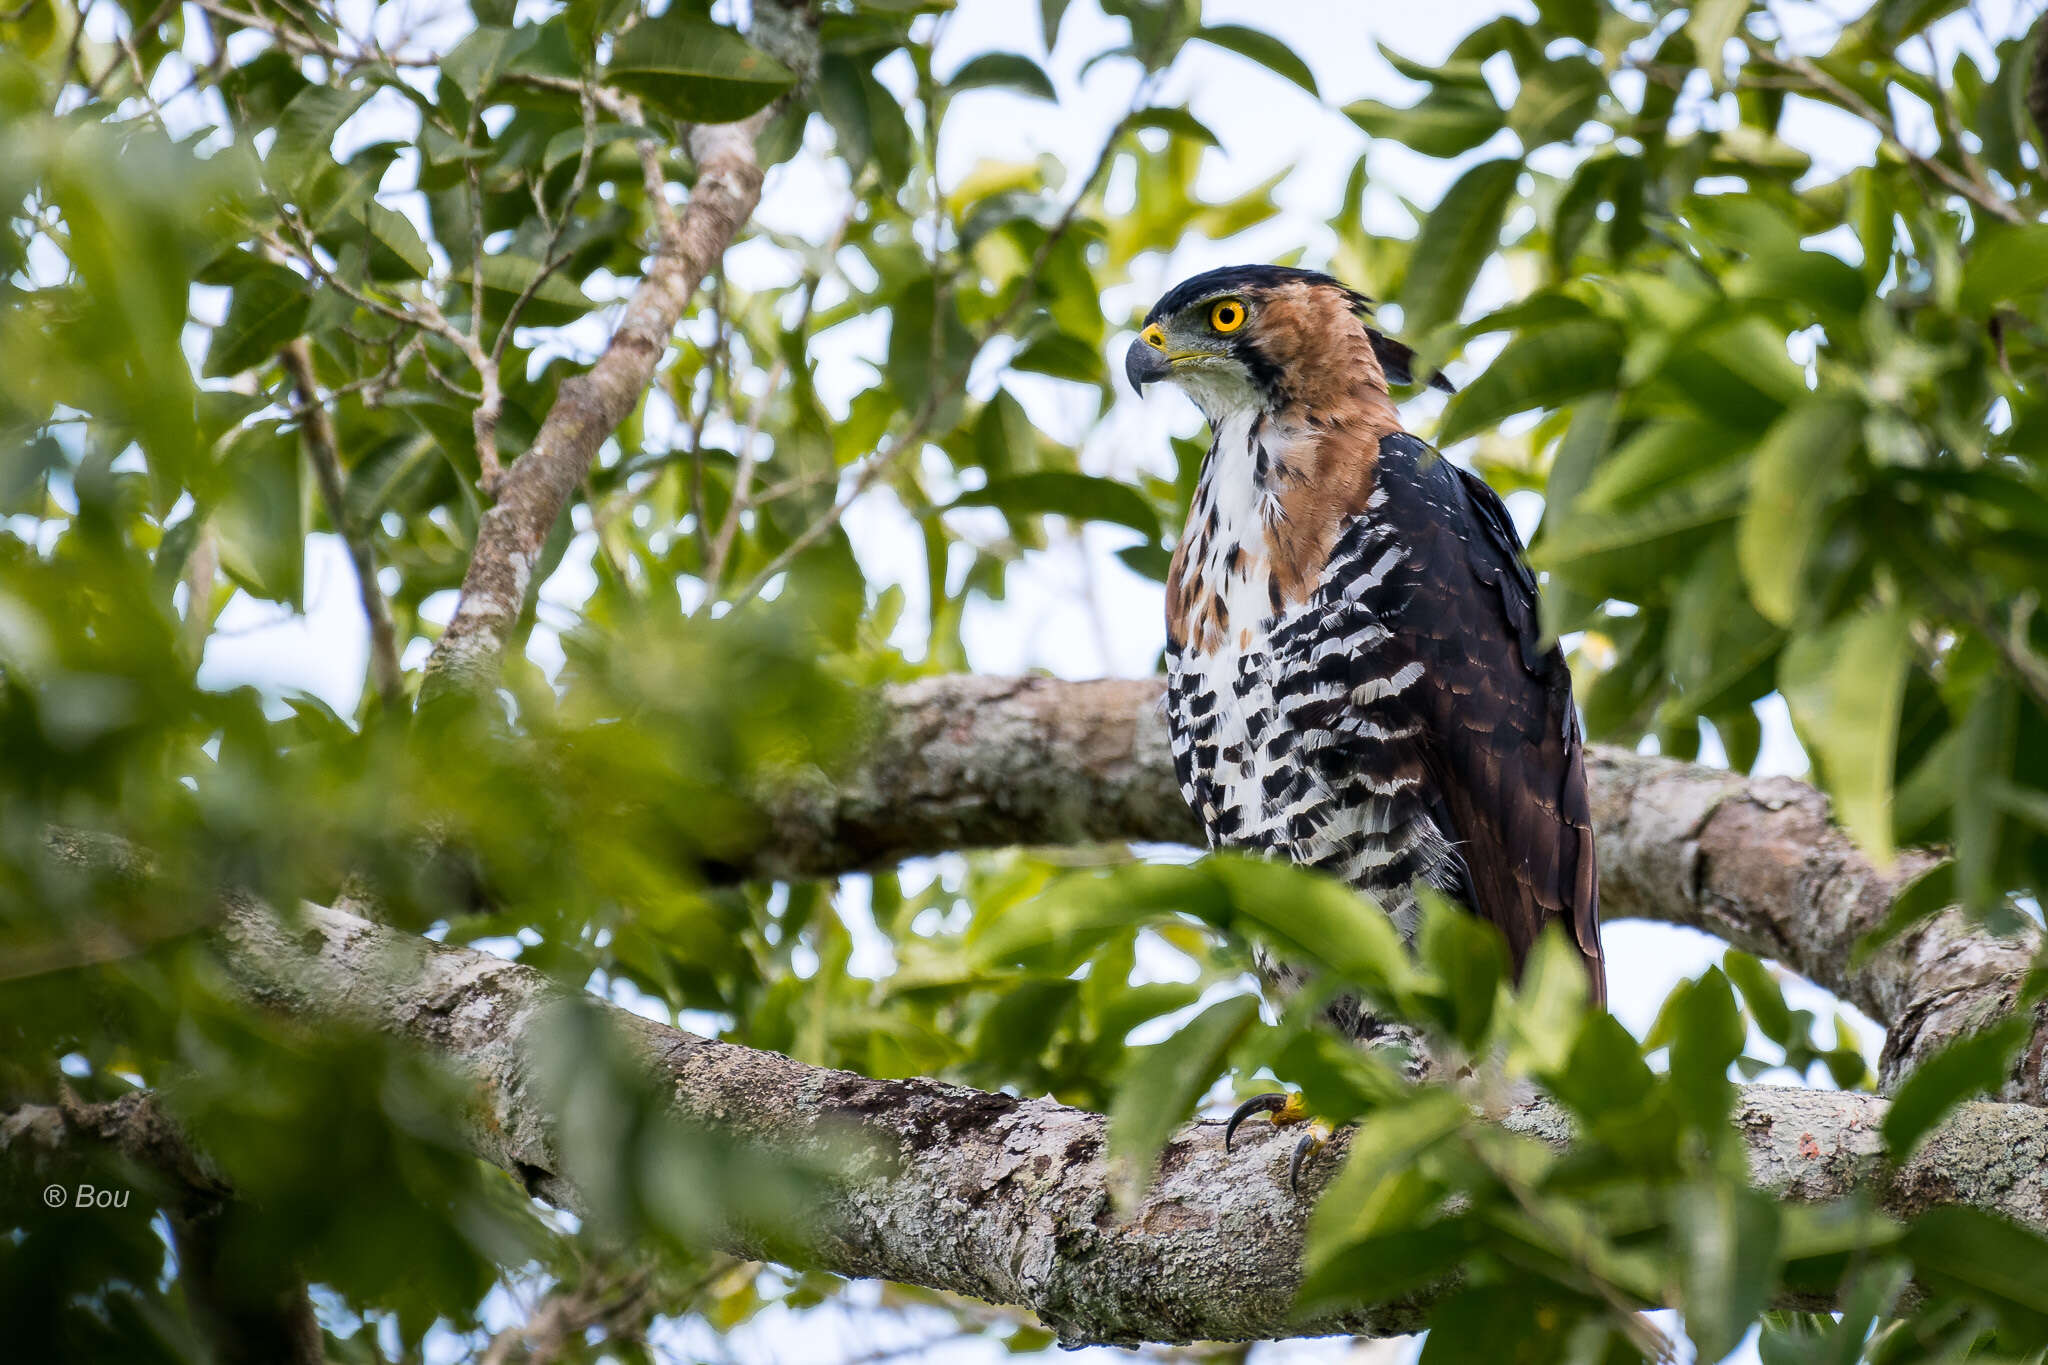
477, 1264, 657, 1365
282, 339, 406, 711
699, 215, 847, 595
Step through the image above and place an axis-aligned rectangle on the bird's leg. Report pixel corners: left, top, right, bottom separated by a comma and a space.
1223, 1092, 1332, 1193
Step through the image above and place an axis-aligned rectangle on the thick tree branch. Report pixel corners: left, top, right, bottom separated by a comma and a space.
746, 676, 2046, 1103
209, 893, 2048, 1348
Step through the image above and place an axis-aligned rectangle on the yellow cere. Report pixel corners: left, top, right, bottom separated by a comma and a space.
1140, 323, 1166, 349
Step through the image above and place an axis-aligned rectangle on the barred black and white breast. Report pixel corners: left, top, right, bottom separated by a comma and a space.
1128, 265, 1605, 1023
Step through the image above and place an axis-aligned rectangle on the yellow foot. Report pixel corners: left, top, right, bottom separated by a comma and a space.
1223, 1092, 1333, 1193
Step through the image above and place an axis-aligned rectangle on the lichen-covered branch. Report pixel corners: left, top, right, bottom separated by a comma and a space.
418, 4, 815, 704
210, 893, 2048, 1348
747, 675, 2046, 1103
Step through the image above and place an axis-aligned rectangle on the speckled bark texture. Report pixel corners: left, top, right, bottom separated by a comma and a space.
749, 676, 1195, 880
211, 895, 2048, 1347
748, 676, 2046, 1104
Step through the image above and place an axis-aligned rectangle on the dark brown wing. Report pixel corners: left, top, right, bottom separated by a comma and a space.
1379, 434, 1605, 1005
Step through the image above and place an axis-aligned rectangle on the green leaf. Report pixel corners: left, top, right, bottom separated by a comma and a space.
1303, 1088, 1469, 1273
1502, 926, 1592, 1077
954, 472, 1161, 539
1880, 0, 1966, 39
1207, 855, 1418, 998
818, 53, 875, 177
213, 424, 306, 608
1550, 1012, 1655, 1119
1677, 1182, 1784, 1364
1106, 994, 1261, 1201
1509, 57, 1603, 148
884, 278, 972, 415
540, 123, 656, 174
606, 13, 796, 123
1686, 0, 1751, 88
1194, 24, 1318, 96
1664, 968, 1744, 1133
344, 434, 441, 525
1903, 1206, 2048, 1317
1849, 859, 1954, 969
1040, 0, 1073, 53
1271, 1028, 1409, 1128
477, 253, 591, 322
442, 25, 539, 101
969, 865, 1226, 972
1124, 106, 1220, 148
1345, 85, 1504, 159
1779, 604, 1913, 867
1416, 891, 1506, 1052
355, 202, 432, 281
1533, 0, 1599, 42
945, 52, 1057, 101
1960, 223, 2048, 313
1439, 320, 1623, 444
1578, 417, 1746, 512
1721, 950, 1793, 1046
204, 262, 312, 377
1400, 158, 1521, 338
268, 85, 372, 195
566, 0, 635, 60
1882, 1017, 2027, 1161
1738, 396, 1863, 626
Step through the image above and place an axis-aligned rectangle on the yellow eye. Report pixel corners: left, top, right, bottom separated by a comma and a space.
1210, 299, 1246, 333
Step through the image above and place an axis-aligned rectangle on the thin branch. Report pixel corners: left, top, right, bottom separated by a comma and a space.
1742, 35, 2023, 225
492, 84, 599, 368
281, 339, 406, 711
699, 215, 847, 595
1919, 35, 1995, 194
416, 2, 816, 704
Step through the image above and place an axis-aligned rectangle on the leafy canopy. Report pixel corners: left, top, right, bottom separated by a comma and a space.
5, 0, 2048, 1360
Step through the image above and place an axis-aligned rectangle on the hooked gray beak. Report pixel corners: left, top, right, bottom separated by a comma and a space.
1125, 338, 1172, 393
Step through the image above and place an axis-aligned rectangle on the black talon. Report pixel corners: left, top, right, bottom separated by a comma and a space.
1289, 1132, 1319, 1193
1224, 1092, 1288, 1152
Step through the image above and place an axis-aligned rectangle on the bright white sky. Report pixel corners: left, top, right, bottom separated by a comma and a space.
170, 0, 2043, 1359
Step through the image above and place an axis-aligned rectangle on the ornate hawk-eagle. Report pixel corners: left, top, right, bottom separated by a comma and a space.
1126, 265, 1605, 1119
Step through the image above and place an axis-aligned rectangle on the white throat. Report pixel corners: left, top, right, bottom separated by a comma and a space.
1171, 366, 1264, 428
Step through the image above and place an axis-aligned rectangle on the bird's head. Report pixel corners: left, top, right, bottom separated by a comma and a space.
1124, 264, 1448, 425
